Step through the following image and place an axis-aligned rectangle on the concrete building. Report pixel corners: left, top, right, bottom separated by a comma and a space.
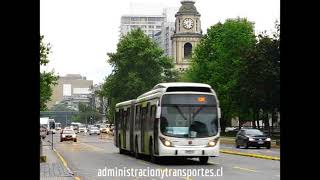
47, 74, 93, 110
153, 21, 175, 57
120, 15, 166, 38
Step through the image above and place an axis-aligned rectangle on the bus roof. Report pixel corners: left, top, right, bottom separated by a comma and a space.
152, 82, 212, 89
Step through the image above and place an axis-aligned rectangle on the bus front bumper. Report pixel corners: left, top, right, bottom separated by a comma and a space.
157, 143, 220, 157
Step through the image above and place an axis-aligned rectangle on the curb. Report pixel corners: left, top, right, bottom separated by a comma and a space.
53, 148, 74, 176
220, 149, 280, 161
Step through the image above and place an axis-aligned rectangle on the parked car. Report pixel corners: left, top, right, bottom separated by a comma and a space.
89, 127, 100, 135
60, 129, 77, 142
235, 128, 271, 149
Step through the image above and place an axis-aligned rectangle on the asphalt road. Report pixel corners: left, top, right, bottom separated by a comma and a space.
49, 132, 280, 180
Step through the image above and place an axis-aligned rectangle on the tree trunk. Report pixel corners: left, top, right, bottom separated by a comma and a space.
256, 110, 260, 129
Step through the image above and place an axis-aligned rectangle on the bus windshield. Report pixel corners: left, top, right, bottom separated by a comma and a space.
160, 94, 218, 138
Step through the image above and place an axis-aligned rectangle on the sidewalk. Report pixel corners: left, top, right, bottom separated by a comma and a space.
40, 139, 74, 180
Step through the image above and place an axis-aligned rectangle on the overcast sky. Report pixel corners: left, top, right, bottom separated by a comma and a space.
40, 0, 280, 84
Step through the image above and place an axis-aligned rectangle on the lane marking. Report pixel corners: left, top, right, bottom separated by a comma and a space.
53, 148, 74, 175
181, 176, 193, 180
80, 142, 104, 151
233, 166, 258, 172
208, 161, 220, 165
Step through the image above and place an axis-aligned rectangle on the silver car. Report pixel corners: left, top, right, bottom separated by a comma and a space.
89, 127, 100, 135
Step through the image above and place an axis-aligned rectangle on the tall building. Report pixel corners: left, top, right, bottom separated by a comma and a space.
153, 22, 175, 57
47, 74, 93, 110
172, 0, 202, 71
120, 15, 166, 38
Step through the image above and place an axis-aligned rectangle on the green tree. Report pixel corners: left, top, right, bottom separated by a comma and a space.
185, 17, 256, 131
103, 29, 175, 120
238, 22, 280, 129
40, 35, 58, 111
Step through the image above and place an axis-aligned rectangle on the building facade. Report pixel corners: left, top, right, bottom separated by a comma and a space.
172, 0, 202, 71
120, 15, 166, 38
47, 74, 93, 110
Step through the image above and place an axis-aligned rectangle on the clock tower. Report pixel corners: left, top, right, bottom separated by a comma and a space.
172, 0, 202, 71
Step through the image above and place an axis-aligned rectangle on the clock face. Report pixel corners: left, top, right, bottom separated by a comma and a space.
183, 18, 194, 29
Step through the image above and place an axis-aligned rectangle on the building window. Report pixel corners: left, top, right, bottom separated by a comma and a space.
184, 43, 192, 59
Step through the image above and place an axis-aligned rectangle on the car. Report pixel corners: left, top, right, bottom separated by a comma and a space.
88, 127, 100, 135
235, 128, 271, 149
99, 125, 108, 134
60, 129, 77, 142
108, 125, 115, 136
78, 125, 87, 133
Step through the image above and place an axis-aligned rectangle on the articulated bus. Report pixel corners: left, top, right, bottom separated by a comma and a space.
114, 82, 221, 164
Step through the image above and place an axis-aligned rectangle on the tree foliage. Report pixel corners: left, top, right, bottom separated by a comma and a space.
102, 29, 175, 121
185, 18, 280, 129
40, 35, 58, 111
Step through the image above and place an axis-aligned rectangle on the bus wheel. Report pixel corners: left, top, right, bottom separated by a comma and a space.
199, 156, 209, 164
135, 140, 140, 159
119, 138, 123, 154
149, 141, 157, 164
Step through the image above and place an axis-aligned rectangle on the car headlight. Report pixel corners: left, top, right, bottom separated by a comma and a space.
249, 138, 255, 141
62, 135, 66, 138
159, 136, 173, 147
266, 138, 271, 141
72, 135, 76, 138
208, 141, 216, 146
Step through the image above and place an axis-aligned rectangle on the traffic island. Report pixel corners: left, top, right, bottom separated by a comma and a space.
220, 149, 280, 161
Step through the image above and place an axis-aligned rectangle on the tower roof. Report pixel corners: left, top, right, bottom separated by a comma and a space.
176, 0, 200, 16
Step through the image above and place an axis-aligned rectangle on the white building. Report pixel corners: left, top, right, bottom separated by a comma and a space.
120, 15, 165, 38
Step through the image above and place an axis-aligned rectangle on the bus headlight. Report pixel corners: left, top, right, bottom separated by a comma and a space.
159, 136, 172, 147
266, 138, 271, 141
208, 141, 216, 146
207, 138, 219, 147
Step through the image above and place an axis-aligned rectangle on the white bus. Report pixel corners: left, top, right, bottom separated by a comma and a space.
114, 82, 221, 164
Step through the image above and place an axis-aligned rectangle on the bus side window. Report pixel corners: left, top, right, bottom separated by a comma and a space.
135, 106, 140, 130
146, 103, 150, 130
119, 109, 123, 129
150, 105, 156, 131
127, 108, 130, 130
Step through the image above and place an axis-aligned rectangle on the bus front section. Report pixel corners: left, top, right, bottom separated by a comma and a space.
157, 93, 220, 162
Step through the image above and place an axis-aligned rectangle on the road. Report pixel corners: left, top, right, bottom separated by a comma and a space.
49, 132, 280, 180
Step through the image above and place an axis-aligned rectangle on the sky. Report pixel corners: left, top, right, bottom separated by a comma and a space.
40, 0, 280, 85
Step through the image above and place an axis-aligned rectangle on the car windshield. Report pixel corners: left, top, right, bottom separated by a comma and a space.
245, 129, 264, 136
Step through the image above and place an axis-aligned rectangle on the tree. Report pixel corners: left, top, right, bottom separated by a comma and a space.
102, 29, 175, 120
40, 35, 58, 111
238, 22, 280, 129
185, 17, 256, 131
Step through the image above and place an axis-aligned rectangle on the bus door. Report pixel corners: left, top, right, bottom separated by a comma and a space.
140, 107, 145, 153
130, 104, 135, 152
123, 110, 127, 149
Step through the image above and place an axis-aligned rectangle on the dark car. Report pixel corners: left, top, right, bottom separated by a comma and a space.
235, 128, 271, 149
